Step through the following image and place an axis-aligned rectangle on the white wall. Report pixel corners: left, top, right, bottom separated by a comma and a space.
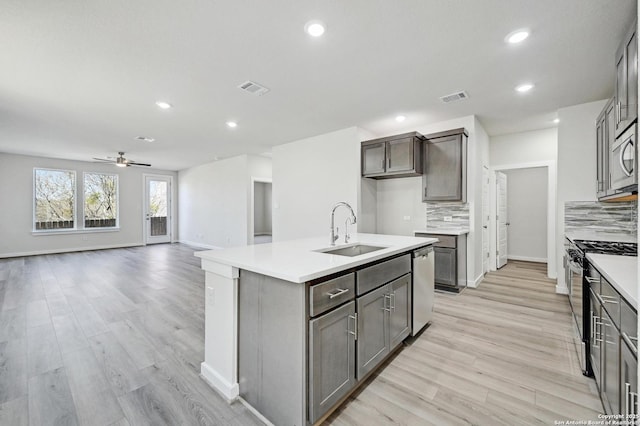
556, 99, 608, 291
0, 152, 178, 257
178, 154, 272, 249
490, 128, 558, 165
272, 127, 362, 242
504, 168, 548, 262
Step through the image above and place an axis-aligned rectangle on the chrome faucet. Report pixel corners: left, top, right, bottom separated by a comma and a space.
330, 202, 357, 246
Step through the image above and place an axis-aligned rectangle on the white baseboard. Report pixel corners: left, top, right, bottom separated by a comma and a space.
467, 273, 485, 288
507, 255, 547, 263
200, 362, 239, 402
178, 240, 222, 250
0, 243, 143, 259
556, 284, 569, 295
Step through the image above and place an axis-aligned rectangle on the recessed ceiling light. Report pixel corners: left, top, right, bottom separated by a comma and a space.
135, 136, 155, 142
505, 29, 530, 44
395, 115, 406, 122
155, 101, 172, 109
226, 121, 238, 128
304, 20, 326, 37
553, 118, 560, 124
515, 83, 534, 93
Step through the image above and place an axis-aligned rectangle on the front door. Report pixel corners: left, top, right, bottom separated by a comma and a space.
496, 172, 508, 269
145, 175, 172, 244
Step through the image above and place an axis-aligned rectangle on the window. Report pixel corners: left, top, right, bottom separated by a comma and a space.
84, 172, 118, 228
34, 169, 76, 230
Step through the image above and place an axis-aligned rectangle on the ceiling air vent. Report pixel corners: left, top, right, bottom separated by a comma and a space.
440, 91, 469, 103
237, 80, 270, 96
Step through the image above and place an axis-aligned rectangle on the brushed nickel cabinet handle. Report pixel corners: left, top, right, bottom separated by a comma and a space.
347, 313, 358, 340
326, 288, 349, 299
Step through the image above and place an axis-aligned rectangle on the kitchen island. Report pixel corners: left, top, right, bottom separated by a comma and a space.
195, 233, 436, 425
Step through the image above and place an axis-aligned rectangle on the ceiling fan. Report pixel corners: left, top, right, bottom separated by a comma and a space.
93, 152, 151, 167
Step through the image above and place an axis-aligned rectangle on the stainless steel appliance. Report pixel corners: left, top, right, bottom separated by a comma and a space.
609, 123, 637, 196
564, 237, 638, 376
412, 246, 434, 336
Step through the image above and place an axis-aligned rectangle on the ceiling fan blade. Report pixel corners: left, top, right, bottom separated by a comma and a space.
127, 161, 152, 167
92, 158, 115, 162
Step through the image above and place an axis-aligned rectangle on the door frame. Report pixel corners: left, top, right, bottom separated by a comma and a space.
143, 174, 174, 245
482, 166, 490, 274
489, 161, 556, 279
248, 177, 272, 245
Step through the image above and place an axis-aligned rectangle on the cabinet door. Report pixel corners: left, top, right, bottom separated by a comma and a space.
309, 301, 357, 424
601, 309, 620, 414
597, 110, 609, 197
616, 21, 638, 136
620, 340, 638, 417
356, 285, 389, 379
389, 273, 412, 349
590, 292, 602, 384
362, 142, 386, 176
604, 100, 615, 195
423, 135, 463, 201
434, 247, 457, 287
386, 137, 414, 173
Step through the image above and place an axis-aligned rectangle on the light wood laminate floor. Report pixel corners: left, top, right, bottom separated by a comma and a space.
0, 247, 602, 425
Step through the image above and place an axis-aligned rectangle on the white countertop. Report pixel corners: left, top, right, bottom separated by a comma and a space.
586, 253, 638, 308
194, 233, 437, 283
414, 228, 469, 236
565, 230, 637, 244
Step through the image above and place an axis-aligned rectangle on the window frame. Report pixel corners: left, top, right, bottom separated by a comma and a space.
33, 167, 78, 232
82, 171, 120, 230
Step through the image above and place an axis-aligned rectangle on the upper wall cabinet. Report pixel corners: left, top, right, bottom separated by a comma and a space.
422, 128, 468, 202
361, 132, 425, 179
615, 18, 638, 137
596, 98, 615, 199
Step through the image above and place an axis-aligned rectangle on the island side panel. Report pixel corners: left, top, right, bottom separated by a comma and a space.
239, 270, 308, 426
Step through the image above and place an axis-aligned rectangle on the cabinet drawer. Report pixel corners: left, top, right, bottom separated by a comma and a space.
357, 255, 411, 296
431, 235, 456, 248
309, 273, 356, 317
599, 278, 621, 329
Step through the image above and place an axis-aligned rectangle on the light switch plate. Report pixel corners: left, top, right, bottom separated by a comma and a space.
403, 215, 411, 221
206, 286, 215, 307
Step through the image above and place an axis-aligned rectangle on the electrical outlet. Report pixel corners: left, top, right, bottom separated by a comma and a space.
403, 215, 411, 221
444, 216, 453, 222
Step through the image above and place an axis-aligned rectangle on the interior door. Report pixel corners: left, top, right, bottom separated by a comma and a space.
482, 166, 490, 273
145, 175, 172, 244
496, 172, 508, 269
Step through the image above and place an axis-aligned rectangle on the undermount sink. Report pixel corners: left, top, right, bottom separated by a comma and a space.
317, 244, 387, 257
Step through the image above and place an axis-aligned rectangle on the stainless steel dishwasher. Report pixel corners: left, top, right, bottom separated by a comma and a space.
412, 246, 435, 336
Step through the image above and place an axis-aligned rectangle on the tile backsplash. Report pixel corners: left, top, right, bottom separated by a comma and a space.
425, 202, 469, 229
565, 201, 637, 234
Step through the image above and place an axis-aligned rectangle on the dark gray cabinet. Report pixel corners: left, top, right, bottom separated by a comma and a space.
356, 273, 412, 379
356, 284, 390, 379
434, 247, 456, 286
590, 290, 602, 384
422, 128, 468, 202
615, 18, 638, 137
621, 337, 638, 417
309, 301, 357, 424
361, 132, 424, 179
596, 98, 615, 199
389, 273, 411, 349
601, 307, 620, 414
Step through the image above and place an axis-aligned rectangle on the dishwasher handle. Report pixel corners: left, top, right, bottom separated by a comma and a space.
413, 246, 433, 258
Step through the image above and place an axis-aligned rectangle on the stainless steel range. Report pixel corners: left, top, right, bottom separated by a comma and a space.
564, 237, 638, 376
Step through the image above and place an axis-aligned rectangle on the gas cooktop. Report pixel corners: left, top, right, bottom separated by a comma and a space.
574, 240, 638, 256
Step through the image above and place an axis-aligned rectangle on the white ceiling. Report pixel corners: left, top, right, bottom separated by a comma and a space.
0, 0, 636, 171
